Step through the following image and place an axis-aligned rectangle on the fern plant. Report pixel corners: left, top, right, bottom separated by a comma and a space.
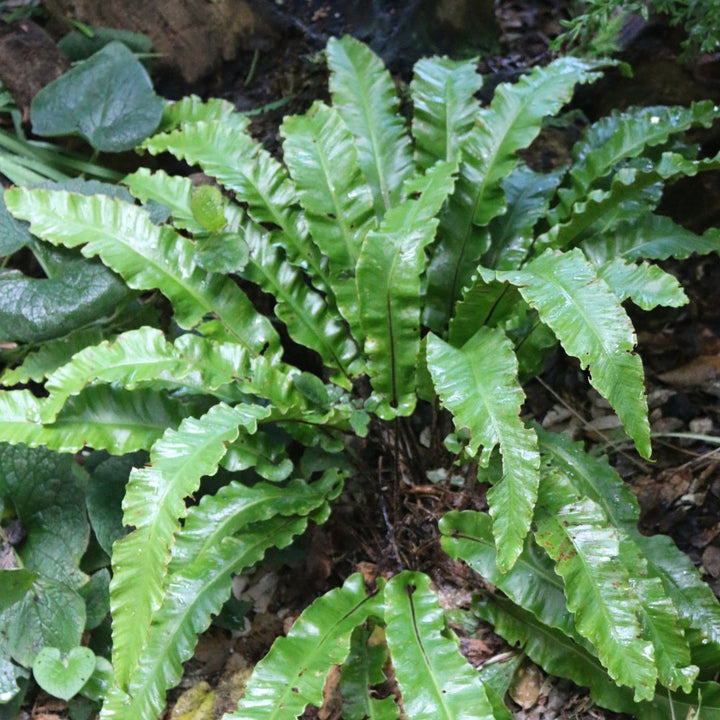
3, 35, 720, 719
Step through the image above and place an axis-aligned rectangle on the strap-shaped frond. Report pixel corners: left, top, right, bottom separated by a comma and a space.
159, 95, 249, 132
440, 511, 577, 640
537, 427, 720, 672
427, 327, 539, 571
482, 166, 562, 270
0, 386, 193, 454
475, 594, 637, 715
110, 403, 267, 691
357, 161, 456, 418
534, 472, 657, 701
142, 120, 329, 288
543, 151, 720, 250
492, 248, 651, 457
123, 168, 205, 233
327, 35, 413, 215
341, 626, 399, 720
596, 258, 688, 311
424, 57, 603, 329
103, 473, 340, 719
410, 56, 483, 170
0, 326, 105, 386
281, 100, 376, 329
582, 214, 720, 264
4, 188, 279, 355
221, 429, 293, 481
241, 216, 363, 388
554, 101, 720, 222
384, 571, 496, 720
227, 573, 382, 720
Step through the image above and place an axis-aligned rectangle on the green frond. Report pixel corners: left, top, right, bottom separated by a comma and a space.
357, 161, 456, 418
582, 214, 720, 264
102, 473, 340, 719
537, 427, 720, 670
554, 102, 720, 222
109, 403, 267, 691
427, 327, 539, 571
424, 57, 603, 329
281, 100, 376, 329
385, 571, 496, 720
327, 35, 413, 215
3, 188, 279, 355
142, 120, 329, 288
534, 472, 657, 701
341, 626, 399, 720
595, 257, 688, 310
492, 248, 651, 457
410, 56, 483, 170
227, 573, 382, 719
240, 216, 363, 388
0, 386, 194, 454
159, 95, 249, 132
123, 168, 206, 233
475, 594, 637, 715
440, 510, 577, 640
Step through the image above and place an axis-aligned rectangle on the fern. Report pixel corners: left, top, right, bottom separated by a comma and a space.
3, 35, 720, 720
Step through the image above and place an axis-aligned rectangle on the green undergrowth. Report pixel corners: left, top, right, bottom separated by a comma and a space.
2, 34, 720, 719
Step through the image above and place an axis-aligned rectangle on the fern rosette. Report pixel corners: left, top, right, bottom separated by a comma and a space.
2, 34, 720, 720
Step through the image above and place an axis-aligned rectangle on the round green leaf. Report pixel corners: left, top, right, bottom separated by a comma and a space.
33, 647, 96, 701
0, 577, 86, 667
30, 42, 164, 152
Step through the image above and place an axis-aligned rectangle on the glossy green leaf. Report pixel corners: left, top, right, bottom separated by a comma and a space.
4, 188, 279, 355
427, 328, 539, 571
1, 327, 107, 386
341, 626, 399, 720
159, 95, 248, 132
636, 681, 720, 720
0, 577, 85, 667
424, 57, 603, 329
595, 257, 688, 310
31, 42, 163, 152
410, 56, 483, 170
534, 471, 657, 701
190, 185, 226, 232
281, 100, 375, 329
582, 213, 720, 264
0, 444, 89, 586
357, 161, 456, 417
0, 385, 192, 455
481, 166, 562, 270
123, 168, 206, 233
109, 402, 266, 691
327, 35, 413, 215
474, 594, 637, 715
80, 569, 111, 631
241, 216, 363, 388
103, 473, 340, 720
228, 572, 382, 720
544, 151, 720, 250
554, 102, 720, 222
384, 571, 495, 720
58, 26, 153, 61
142, 120, 328, 288
221, 429, 293, 481
537, 427, 720, 670
492, 248, 651, 457
440, 511, 576, 640
0, 649, 25, 704
476, 656, 518, 720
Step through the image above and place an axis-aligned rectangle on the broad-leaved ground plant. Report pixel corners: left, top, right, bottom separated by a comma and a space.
4, 35, 720, 719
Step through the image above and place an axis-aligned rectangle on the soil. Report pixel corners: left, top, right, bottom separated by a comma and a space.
6, 1, 720, 719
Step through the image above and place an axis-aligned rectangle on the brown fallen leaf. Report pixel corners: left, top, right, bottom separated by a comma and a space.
658, 355, 720, 387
